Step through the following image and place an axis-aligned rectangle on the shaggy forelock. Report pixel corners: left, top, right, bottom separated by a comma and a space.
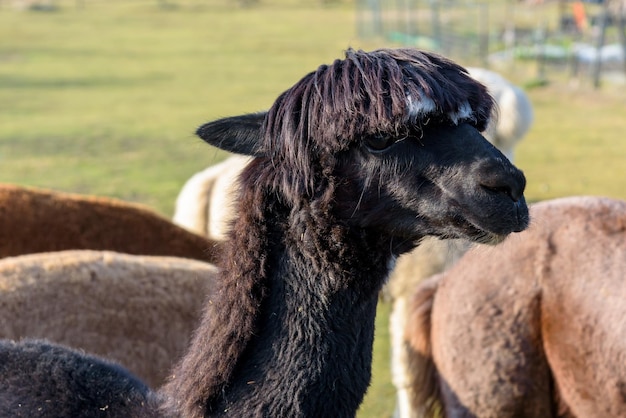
258, 48, 494, 198
263, 48, 493, 155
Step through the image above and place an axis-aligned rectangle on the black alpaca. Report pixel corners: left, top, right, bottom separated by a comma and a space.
164, 48, 528, 417
0, 48, 529, 418
0, 340, 161, 418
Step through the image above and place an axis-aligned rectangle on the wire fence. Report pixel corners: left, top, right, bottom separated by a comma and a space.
356, 0, 626, 87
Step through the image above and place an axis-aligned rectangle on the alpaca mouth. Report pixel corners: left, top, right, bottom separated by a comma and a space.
449, 191, 529, 245
448, 218, 508, 245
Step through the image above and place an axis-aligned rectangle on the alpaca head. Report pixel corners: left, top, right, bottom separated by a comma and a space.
197, 48, 529, 253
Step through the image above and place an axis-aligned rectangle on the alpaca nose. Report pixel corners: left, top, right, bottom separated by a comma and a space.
479, 165, 526, 203
481, 183, 521, 202
479, 164, 529, 232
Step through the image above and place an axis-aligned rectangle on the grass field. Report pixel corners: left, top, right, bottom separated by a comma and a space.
1, 1, 625, 417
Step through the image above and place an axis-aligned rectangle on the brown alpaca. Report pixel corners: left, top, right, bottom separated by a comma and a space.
0, 250, 218, 388
406, 196, 626, 418
0, 183, 221, 262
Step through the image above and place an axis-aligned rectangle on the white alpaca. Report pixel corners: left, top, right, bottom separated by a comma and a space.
467, 67, 534, 162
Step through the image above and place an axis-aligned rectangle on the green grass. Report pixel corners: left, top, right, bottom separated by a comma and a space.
1, 2, 626, 417
0, 0, 387, 214
516, 85, 626, 203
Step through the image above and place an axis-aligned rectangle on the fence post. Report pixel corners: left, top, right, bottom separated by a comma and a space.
617, 0, 626, 76
478, 3, 489, 67
535, 23, 548, 82
591, 1, 610, 89
430, 0, 441, 52
356, 0, 383, 39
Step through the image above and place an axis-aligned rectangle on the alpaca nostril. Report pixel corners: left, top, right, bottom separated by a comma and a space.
477, 163, 526, 204
481, 184, 519, 202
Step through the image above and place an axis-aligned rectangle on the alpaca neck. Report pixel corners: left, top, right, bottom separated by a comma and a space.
214, 207, 393, 416
162, 195, 394, 418
213, 235, 388, 417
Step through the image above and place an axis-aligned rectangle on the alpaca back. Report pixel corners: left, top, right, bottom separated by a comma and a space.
173, 155, 251, 240
0, 339, 161, 418
416, 223, 551, 417
0, 183, 220, 262
537, 197, 626, 417
0, 250, 218, 387
409, 197, 626, 417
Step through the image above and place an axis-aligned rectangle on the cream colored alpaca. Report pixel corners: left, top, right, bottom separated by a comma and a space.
173, 154, 251, 240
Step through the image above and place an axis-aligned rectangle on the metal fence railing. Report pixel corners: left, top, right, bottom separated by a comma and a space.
356, 0, 626, 87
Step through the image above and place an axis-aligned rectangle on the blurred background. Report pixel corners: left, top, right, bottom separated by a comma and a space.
1, 0, 624, 416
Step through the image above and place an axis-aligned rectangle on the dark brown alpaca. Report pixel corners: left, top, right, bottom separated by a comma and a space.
406, 196, 626, 418
0, 183, 221, 263
0, 48, 528, 418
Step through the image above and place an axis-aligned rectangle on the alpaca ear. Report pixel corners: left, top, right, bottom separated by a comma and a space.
196, 112, 266, 157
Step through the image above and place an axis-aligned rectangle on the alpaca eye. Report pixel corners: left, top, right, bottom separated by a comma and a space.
364, 134, 395, 152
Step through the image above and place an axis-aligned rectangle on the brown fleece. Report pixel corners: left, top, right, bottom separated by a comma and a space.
406, 196, 626, 417
0, 250, 218, 388
0, 183, 221, 262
